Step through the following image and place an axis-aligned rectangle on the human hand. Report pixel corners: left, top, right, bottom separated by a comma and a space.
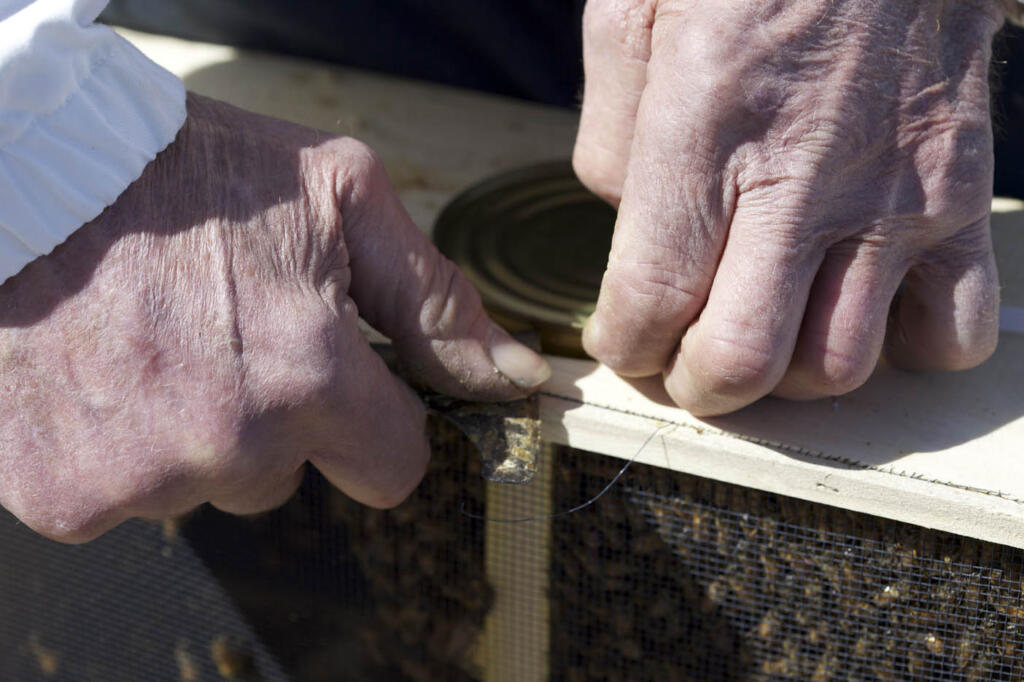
0, 94, 549, 542
574, 0, 1005, 416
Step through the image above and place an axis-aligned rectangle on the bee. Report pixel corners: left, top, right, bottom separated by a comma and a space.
924, 633, 943, 656
209, 636, 252, 679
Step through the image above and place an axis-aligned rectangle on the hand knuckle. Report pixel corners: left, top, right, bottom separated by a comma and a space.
606, 262, 702, 316
316, 137, 387, 196
246, 307, 339, 406
958, 334, 999, 369
588, 344, 645, 374
572, 149, 623, 205
927, 329, 998, 371
363, 484, 415, 511
362, 452, 428, 510
336, 137, 383, 176
584, 0, 655, 54
16, 498, 109, 544
809, 345, 876, 395
691, 334, 779, 396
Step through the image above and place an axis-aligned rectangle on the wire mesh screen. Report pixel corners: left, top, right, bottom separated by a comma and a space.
550, 450, 1024, 682
0, 425, 1022, 681
0, 418, 491, 682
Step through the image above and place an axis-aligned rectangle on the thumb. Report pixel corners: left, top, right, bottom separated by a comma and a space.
337, 143, 550, 400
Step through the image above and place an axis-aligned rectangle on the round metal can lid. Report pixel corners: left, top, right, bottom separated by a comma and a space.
433, 162, 614, 357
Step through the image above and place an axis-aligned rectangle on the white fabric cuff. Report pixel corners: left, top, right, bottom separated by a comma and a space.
0, 32, 185, 284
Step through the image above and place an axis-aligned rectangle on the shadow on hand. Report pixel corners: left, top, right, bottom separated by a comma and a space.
554, 328, 1024, 472
0, 93, 306, 328
706, 205, 1024, 466
706, 337, 1024, 466
575, 204, 1024, 468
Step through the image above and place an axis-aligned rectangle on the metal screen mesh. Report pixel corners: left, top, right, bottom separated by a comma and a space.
0, 423, 1021, 681
0, 418, 487, 682
550, 450, 1024, 682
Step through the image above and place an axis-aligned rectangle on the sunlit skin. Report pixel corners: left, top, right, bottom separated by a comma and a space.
0, 95, 548, 543
0, 0, 1013, 541
575, 0, 1005, 416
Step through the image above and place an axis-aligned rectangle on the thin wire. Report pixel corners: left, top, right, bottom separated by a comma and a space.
535, 390, 1024, 505
459, 423, 675, 524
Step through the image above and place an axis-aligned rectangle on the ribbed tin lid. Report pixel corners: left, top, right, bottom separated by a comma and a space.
433, 162, 615, 357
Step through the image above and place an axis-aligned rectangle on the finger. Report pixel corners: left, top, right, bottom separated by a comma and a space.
7, 498, 128, 545
773, 243, 907, 400
309, 297, 431, 509
886, 226, 1000, 371
0, 442, 197, 544
209, 465, 306, 516
581, 52, 733, 376
333, 141, 549, 400
663, 212, 822, 416
572, 0, 656, 204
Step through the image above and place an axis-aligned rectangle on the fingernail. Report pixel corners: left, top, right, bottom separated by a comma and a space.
489, 325, 551, 389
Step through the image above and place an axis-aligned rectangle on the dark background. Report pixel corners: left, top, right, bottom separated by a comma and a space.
102, 0, 1024, 199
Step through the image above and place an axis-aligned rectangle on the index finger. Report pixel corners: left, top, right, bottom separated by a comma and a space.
582, 15, 735, 377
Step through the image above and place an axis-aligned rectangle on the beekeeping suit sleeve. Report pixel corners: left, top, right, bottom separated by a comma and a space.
0, 0, 184, 284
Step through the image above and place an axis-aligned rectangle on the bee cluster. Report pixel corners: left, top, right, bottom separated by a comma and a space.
329, 416, 491, 682
549, 447, 1024, 681
186, 432, 1024, 681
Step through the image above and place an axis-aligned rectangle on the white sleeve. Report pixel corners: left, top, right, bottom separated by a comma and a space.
0, 0, 185, 284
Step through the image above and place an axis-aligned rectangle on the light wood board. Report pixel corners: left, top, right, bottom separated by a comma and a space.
543, 202, 1024, 548
125, 30, 1024, 548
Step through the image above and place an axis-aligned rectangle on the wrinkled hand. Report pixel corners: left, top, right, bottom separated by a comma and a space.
0, 94, 549, 542
574, 0, 1005, 415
